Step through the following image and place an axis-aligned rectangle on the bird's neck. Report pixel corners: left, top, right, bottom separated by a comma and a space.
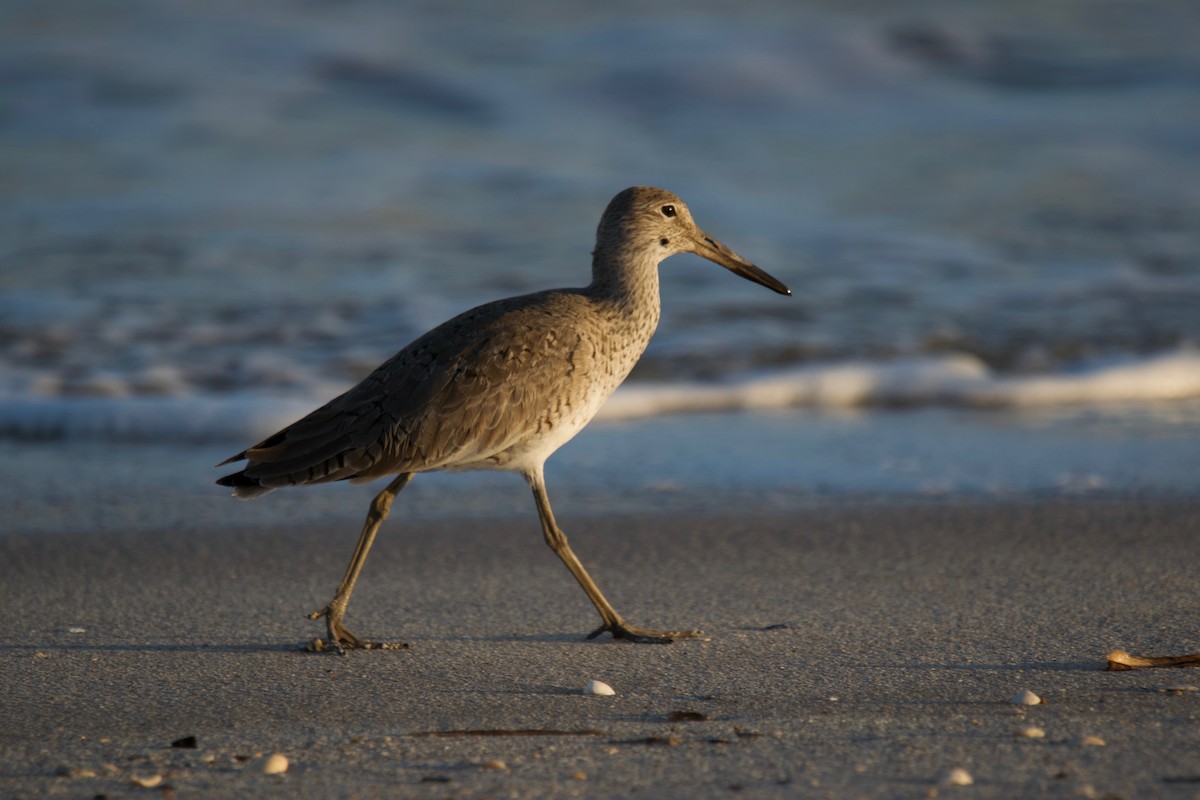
589, 246, 662, 316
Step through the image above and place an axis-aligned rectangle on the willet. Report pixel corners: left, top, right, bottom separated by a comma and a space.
217, 186, 790, 651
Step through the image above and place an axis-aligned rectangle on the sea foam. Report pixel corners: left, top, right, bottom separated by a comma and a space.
2, 350, 1198, 443
598, 349, 1200, 420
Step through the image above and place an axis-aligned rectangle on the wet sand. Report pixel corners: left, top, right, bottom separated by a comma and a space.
2, 499, 1199, 798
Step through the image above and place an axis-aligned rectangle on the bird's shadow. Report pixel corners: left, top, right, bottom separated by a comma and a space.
867, 660, 1103, 672
1, 630, 612, 655
4, 641, 302, 655
3, 640, 1108, 673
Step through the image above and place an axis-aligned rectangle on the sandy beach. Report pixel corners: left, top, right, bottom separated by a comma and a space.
3, 498, 1198, 799
3, 1, 1199, 797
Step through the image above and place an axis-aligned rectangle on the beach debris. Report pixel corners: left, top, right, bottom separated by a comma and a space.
1106, 648, 1200, 670
170, 735, 197, 749
66, 626, 86, 634
482, 758, 507, 770
571, 771, 587, 780
410, 727, 602, 737
1018, 726, 1046, 739
939, 767, 973, 786
629, 735, 681, 746
585, 679, 615, 696
1080, 735, 1105, 747
1161, 684, 1199, 694
1010, 689, 1042, 705
261, 753, 289, 774
668, 710, 708, 722
131, 773, 163, 788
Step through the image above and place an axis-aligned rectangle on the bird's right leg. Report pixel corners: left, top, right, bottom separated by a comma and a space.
525, 468, 702, 644
307, 472, 413, 654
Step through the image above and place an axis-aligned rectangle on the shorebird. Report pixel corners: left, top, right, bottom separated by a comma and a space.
217, 186, 790, 651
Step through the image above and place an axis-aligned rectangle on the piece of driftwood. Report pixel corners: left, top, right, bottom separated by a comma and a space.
1106, 649, 1200, 670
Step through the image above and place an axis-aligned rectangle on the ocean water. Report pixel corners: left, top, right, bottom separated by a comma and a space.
2, 0, 1199, 531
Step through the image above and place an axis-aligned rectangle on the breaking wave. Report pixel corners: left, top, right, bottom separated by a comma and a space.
3, 349, 1198, 443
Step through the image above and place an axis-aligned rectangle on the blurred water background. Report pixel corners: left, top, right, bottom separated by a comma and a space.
2, 0, 1199, 532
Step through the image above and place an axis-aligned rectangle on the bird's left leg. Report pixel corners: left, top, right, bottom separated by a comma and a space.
307, 472, 413, 653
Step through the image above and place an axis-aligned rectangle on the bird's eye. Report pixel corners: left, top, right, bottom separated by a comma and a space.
661, 205, 676, 218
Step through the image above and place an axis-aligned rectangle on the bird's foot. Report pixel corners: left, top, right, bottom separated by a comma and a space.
586, 620, 705, 644
305, 606, 407, 654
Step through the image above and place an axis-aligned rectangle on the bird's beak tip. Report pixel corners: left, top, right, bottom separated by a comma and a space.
690, 232, 790, 297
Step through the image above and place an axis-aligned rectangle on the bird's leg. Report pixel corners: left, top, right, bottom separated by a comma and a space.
307, 472, 413, 654
525, 469, 702, 644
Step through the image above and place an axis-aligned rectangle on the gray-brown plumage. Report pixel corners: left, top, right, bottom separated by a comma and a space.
217, 186, 790, 651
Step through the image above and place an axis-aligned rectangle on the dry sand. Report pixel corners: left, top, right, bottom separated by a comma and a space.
2, 499, 1199, 798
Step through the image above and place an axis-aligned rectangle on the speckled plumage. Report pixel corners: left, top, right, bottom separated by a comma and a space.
220, 288, 651, 490
217, 186, 789, 650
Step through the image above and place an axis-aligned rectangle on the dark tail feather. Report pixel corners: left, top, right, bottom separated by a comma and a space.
215, 450, 247, 468
216, 470, 274, 499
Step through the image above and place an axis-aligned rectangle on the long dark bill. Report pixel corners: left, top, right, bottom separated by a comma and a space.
691, 231, 791, 296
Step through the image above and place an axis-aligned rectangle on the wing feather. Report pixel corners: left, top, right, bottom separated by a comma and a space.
217, 290, 609, 492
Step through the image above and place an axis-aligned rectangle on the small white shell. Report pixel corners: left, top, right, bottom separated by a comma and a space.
262, 753, 289, 774
131, 774, 163, 788
1010, 689, 1042, 705
1080, 735, 1105, 746
584, 680, 615, 696
1018, 726, 1046, 739
940, 767, 973, 786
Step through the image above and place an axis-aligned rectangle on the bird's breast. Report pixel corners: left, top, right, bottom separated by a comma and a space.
438, 298, 659, 474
